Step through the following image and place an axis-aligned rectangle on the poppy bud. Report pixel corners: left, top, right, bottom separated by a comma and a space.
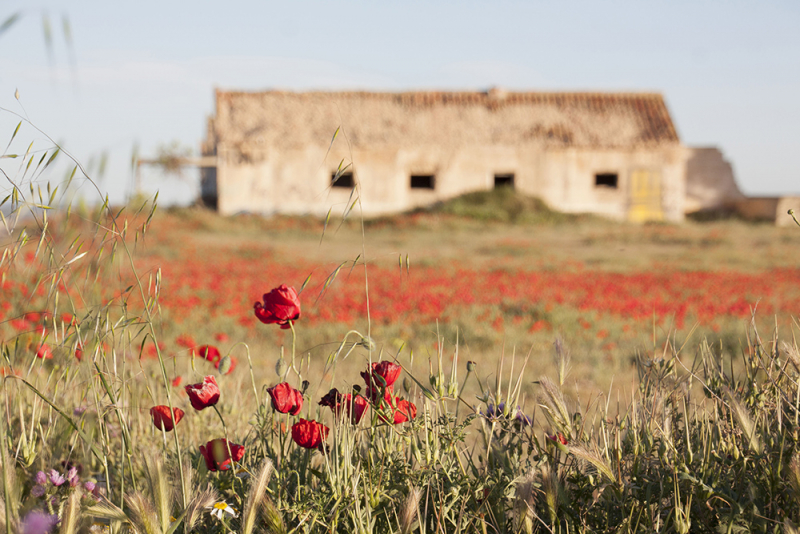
403, 377, 413, 395
359, 336, 376, 351
217, 356, 233, 375
275, 358, 288, 378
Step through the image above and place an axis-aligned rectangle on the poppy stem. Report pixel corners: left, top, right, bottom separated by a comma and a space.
455, 368, 473, 421
212, 404, 229, 440
289, 321, 299, 381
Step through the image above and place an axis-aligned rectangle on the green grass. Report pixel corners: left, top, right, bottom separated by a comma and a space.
4, 112, 800, 531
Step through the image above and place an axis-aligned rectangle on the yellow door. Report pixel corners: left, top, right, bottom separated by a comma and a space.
628, 170, 664, 222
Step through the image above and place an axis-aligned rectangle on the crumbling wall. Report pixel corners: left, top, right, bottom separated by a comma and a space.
685, 147, 744, 213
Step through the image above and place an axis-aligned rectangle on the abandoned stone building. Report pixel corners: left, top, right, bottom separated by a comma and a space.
200, 89, 742, 222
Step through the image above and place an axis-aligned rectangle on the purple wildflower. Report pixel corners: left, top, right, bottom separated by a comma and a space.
66, 467, 79, 487
30, 485, 45, 498
481, 402, 532, 426
83, 480, 101, 501
515, 410, 533, 427
47, 470, 65, 487
20, 510, 58, 534
35, 471, 47, 485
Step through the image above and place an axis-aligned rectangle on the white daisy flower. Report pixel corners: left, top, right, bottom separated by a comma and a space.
208, 501, 238, 519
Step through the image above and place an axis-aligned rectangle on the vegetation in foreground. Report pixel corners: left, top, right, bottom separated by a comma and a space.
3, 123, 800, 532
0, 190, 796, 533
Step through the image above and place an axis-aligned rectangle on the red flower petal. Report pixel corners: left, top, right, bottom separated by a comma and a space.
184, 375, 220, 411
253, 285, 301, 327
150, 405, 185, 432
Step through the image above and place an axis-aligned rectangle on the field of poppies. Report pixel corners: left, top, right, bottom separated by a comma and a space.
3, 133, 800, 532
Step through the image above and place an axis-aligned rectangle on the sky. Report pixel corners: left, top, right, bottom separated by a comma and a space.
1, 0, 798, 205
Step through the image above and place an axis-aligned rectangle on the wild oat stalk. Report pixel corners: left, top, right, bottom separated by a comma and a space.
241, 458, 275, 534
399, 486, 421, 534
538, 376, 571, 433
569, 444, 616, 485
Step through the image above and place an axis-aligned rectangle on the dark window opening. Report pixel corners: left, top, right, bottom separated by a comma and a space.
595, 173, 618, 189
494, 174, 515, 188
410, 174, 435, 189
331, 171, 355, 188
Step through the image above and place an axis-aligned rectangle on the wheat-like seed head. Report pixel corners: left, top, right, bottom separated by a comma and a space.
724, 387, 762, 455
538, 376, 571, 431
400, 486, 422, 534
241, 458, 275, 534
569, 445, 617, 484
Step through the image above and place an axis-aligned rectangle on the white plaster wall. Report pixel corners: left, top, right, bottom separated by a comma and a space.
217, 142, 686, 221
536, 146, 686, 221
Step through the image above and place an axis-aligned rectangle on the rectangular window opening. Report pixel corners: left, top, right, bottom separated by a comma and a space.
331, 171, 355, 188
494, 174, 515, 188
410, 174, 435, 190
595, 173, 618, 189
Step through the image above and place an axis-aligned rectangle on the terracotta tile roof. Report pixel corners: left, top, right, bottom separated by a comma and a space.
211, 89, 680, 150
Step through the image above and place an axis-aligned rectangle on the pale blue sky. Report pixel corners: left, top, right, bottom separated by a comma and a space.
1, 0, 798, 204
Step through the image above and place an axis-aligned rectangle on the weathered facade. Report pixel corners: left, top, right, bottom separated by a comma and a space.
202, 89, 692, 221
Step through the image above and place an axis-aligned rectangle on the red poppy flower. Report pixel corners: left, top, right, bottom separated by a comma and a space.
149, 405, 185, 432
9, 319, 27, 331
267, 382, 303, 415
171, 376, 183, 387
253, 285, 301, 329
361, 361, 402, 388
291, 419, 329, 449
74, 347, 83, 362
365, 384, 393, 405
547, 433, 568, 446
195, 345, 221, 363
319, 388, 369, 424
175, 334, 196, 349
199, 438, 245, 471
214, 332, 229, 343
184, 375, 220, 411
379, 397, 417, 424
36, 343, 53, 360
393, 399, 417, 424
